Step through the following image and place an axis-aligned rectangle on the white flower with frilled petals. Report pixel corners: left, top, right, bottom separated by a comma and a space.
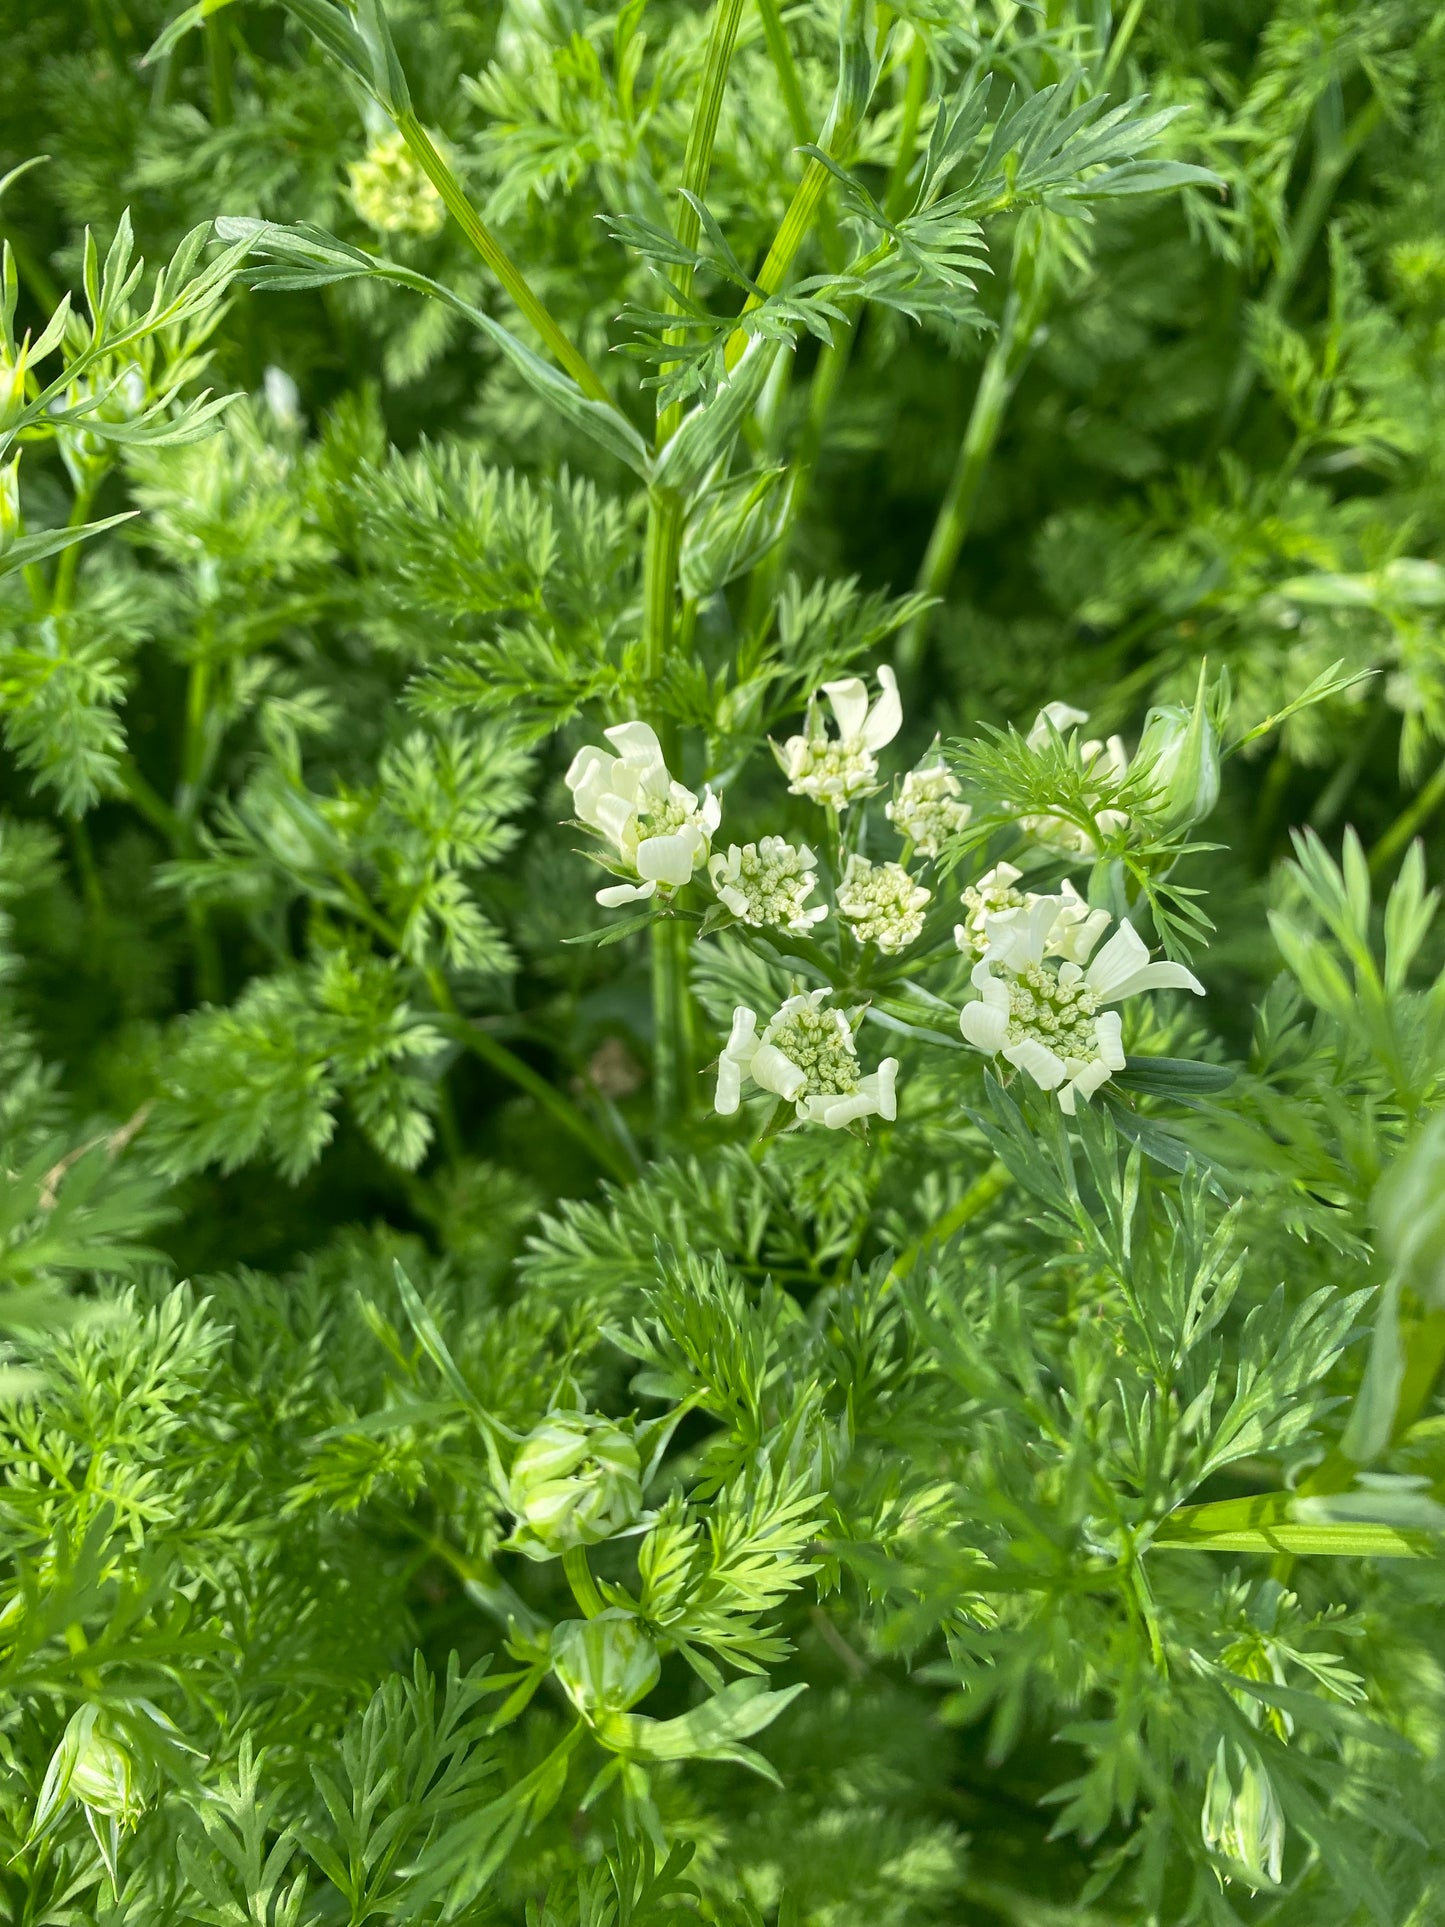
566, 721, 721, 906
956, 867, 1110, 964
836, 854, 931, 952
708, 837, 827, 934
1019, 702, 1131, 854
959, 896, 1204, 1113
887, 757, 972, 856
715, 991, 899, 1129
774, 665, 902, 808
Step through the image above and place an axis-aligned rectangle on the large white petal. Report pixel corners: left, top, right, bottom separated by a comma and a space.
1082, 920, 1152, 999
1093, 1009, 1127, 1071
821, 675, 870, 744
566, 746, 614, 829
636, 828, 701, 885
591, 790, 639, 849
1026, 701, 1089, 750
605, 720, 666, 770
862, 664, 902, 750
960, 981, 1010, 1053
751, 1042, 808, 1102
869, 1057, 898, 1121
1002, 1036, 1068, 1090
596, 880, 656, 907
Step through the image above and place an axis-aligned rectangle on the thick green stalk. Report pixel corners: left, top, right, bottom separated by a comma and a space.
724, 158, 832, 369
206, 12, 234, 125
757, 0, 811, 143
895, 291, 1036, 676
394, 112, 612, 405
644, 0, 749, 1136
886, 1160, 1011, 1287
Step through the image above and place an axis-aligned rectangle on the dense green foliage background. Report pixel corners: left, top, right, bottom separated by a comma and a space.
3, 0, 1445, 1921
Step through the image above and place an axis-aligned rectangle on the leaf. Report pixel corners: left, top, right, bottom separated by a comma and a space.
1153, 1491, 1433, 1557
142, 0, 238, 63
594, 1679, 807, 1782
1112, 1055, 1236, 1096
0, 511, 138, 581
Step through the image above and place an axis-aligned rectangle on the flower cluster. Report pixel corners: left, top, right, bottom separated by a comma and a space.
716, 991, 898, 1130
956, 864, 1109, 964
347, 131, 446, 237
774, 666, 901, 808
709, 837, 827, 933
836, 854, 931, 952
887, 757, 972, 856
567, 722, 720, 905
959, 894, 1203, 1111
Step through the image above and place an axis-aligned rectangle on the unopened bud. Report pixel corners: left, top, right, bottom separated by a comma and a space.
507, 1412, 643, 1560
1135, 668, 1220, 831
0, 454, 19, 555
38, 1706, 145, 1835
1202, 1740, 1284, 1889
0, 352, 25, 432
1375, 1110, 1445, 1306
550, 1610, 660, 1719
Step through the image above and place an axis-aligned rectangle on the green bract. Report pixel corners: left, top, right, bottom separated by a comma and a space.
550, 1611, 662, 1719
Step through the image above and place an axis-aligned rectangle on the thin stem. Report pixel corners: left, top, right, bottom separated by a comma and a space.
895, 292, 1036, 676
67, 814, 104, 917
883, 34, 930, 220
1369, 756, 1445, 876
1100, 0, 1147, 85
886, 1160, 1011, 1287
393, 111, 612, 406
757, 0, 811, 144
563, 1544, 605, 1618
51, 478, 98, 615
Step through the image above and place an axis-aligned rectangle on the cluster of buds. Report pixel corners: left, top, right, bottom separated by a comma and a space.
716, 990, 898, 1130
347, 130, 447, 237
506, 1411, 643, 1560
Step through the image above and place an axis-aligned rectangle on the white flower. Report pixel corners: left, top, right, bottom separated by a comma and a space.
708, 837, 827, 934
886, 757, 971, 856
715, 991, 899, 1129
1019, 702, 1131, 854
955, 867, 1110, 964
836, 854, 931, 952
774, 665, 902, 808
959, 896, 1204, 1113
566, 721, 721, 906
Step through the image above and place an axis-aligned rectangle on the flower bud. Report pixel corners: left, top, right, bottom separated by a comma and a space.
550, 1610, 661, 1719
70, 1716, 142, 1824
507, 1412, 643, 1560
1202, 1740, 1284, 1889
1375, 1110, 1445, 1306
0, 352, 25, 434
0, 454, 19, 556
1134, 670, 1220, 831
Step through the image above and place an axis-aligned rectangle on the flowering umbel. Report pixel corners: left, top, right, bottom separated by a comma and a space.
774, 665, 902, 807
507, 1412, 644, 1559
835, 854, 931, 952
887, 756, 971, 856
567, 722, 721, 906
956, 865, 1110, 964
716, 990, 898, 1129
347, 130, 447, 236
709, 837, 827, 933
959, 896, 1204, 1112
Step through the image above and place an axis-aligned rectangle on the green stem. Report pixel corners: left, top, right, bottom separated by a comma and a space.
895, 291, 1036, 676
1100, 0, 1147, 84
563, 1544, 605, 1618
757, 0, 811, 143
66, 814, 104, 916
205, 11, 234, 125
882, 34, 929, 220
725, 158, 832, 369
393, 111, 611, 406
643, 0, 749, 1137
887, 1160, 1011, 1286
51, 478, 99, 615
1369, 755, 1445, 876
116, 756, 184, 843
